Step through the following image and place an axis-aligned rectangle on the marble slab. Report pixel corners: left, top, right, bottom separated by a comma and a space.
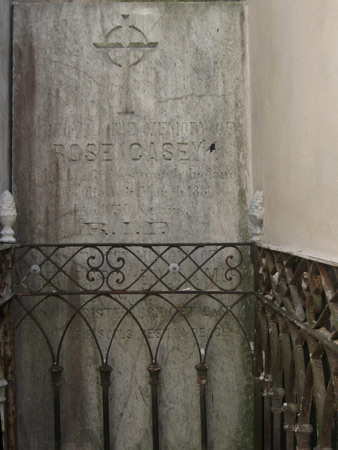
12, 3, 253, 449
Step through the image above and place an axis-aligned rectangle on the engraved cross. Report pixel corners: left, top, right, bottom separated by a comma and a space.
94, 14, 158, 114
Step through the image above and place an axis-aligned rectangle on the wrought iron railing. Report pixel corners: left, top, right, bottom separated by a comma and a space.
12, 243, 252, 295
11, 243, 254, 450
2, 242, 338, 449
253, 246, 338, 450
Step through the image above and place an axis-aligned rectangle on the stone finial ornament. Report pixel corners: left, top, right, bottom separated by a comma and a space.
0, 191, 17, 243
249, 190, 264, 242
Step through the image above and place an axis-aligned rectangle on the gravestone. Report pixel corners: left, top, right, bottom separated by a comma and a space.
12, 3, 253, 449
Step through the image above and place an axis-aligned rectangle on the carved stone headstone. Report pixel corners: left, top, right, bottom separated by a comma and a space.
13, 3, 248, 245
12, 3, 252, 449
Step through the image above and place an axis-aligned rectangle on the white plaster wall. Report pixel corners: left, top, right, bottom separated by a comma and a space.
248, 0, 338, 263
0, 0, 11, 193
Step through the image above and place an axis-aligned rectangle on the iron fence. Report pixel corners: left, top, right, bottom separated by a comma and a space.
2, 243, 338, 449
11, 243, 254, 450
253, 246, 338, 450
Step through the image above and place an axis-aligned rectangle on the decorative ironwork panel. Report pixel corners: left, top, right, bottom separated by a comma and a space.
254, 247, 338, 450
12, 243, 251, 295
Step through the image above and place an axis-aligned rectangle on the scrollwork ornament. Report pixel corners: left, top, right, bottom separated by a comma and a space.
86, 269, 105, 291
84, 247, 105, 290
106, 248, 126, 290
107, 265, 126, 290
86, 247, 105, 270
199, 245, 244, 291
223, 247, 243, 290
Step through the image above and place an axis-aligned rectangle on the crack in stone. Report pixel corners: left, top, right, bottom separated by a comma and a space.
159, 93, 227, 103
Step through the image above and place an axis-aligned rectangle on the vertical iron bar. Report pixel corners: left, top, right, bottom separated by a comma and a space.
251, 243, 263, 450
49, 364, 63, 450
295, 424, 313, 450
98, 364, 113, 450
282, 403, 297, 450
253, 304, 263, 450
195, 363, 208, 450
0, 379, 8, 450
270, 388, 284, 450
253, 376, 263, 450
147, 363, 161, 450
250, 243, 260, 293
262, 377, 272, 450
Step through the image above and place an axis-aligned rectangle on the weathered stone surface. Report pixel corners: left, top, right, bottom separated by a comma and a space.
12, 3, 252, 449
13, 2, 248, 245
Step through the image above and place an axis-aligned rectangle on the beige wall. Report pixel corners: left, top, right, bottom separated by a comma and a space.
4, 0, 338, 261
0, 0, 11, 193
249, 0, 338, 263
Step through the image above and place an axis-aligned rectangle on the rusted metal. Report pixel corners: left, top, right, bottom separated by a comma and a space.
261, 375, 272, 450
147, 363, 161, 450
8, 241, 338, 448
195, 362, 208, 450
281, 402, 297, 450
49, 364, 63, 450
7, 241, 338, 449
0, 247, 16, 450
98, 364, 113, 450
251, 243, 263, 449
254, 246, 338, 449
270, 387, 284, 450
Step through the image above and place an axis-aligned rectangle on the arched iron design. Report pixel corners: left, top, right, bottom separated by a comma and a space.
11, 242, 254, 450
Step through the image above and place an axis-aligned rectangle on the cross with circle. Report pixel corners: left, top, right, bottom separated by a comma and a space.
94, 14, 158, 114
